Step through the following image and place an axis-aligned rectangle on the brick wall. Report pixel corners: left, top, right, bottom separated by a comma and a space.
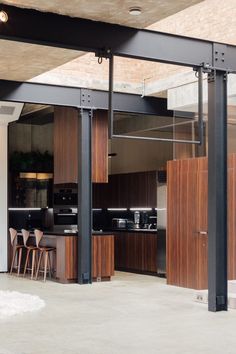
144, 0, 236, 82
33, 0, 236, 90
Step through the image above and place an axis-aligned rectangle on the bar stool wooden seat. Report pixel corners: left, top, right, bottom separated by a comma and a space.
9, 228, 24, 276
22, 229, 38, 280
35, 229, 56, 282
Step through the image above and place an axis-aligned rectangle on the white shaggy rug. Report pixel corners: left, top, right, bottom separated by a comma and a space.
0, 291, 45, 318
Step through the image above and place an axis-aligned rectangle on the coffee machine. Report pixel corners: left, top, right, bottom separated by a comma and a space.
134, 211, 140, 229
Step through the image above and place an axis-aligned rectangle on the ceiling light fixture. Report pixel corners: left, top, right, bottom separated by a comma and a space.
129, 7, 142, 16
0, 11, 8, 23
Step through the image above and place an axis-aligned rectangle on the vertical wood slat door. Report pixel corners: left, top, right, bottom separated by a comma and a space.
167, 157, 207, 289
195, 158, 208, 290
185, 160, 198, 289
167, 154, 236, 290
167, 160, 180, 285
178, 159, 198, 288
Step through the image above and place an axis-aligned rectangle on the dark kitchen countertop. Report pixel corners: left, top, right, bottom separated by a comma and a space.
18, 228, 165, 237
43, 230, 114, 236
108, 228, 159, 234
18, 229, 114, 237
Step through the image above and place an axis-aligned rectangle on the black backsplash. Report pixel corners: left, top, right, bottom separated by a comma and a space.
9, 208, 157, 232
93, 209, 156, 231
9, 209, 50, 231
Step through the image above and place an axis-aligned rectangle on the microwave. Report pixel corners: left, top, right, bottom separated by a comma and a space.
54, 209, 77, 226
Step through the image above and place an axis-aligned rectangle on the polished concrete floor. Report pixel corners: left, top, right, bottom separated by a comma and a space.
0, 272, 236, 354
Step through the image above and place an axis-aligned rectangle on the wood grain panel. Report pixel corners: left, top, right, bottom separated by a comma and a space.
54, 107, 78, 184
126, 233, 143, 270
167, 160, 180, 285
54, 107, 108, 184
92, 111, 108, 183
92, 235, 115, 278
115, 232, 157, 274
93, 171, 157, 208
49, 234, 115, 283
142, 234, 157, 272
167, 154, 236, 290
65, 236, 78, 280
196, 165, 208, 290
114, 232, 126, 269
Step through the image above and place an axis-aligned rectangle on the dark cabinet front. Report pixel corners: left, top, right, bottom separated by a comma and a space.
115, 232, 157, 274
93, 171, 157, 208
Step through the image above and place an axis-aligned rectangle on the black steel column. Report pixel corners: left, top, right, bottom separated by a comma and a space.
208, 70, 227, 311
77, 108, 92, 284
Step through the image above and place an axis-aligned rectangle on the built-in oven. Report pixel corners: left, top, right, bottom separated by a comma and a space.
54, 209, 78, 226
53, 185, 77, 207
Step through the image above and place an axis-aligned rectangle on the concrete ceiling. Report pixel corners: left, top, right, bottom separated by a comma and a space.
0, 0, 203, 84
0, 40, 84, 81
1, 0, 203, 28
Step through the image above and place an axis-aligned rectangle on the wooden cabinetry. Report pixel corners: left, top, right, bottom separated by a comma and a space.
54, 107, 108, 184
92, 235, 115, 279
93, 171, 157, 208
56, 234, 114, 283
54, 107, 78, 185
115, 232, 157, 274
167, 154, 236, 290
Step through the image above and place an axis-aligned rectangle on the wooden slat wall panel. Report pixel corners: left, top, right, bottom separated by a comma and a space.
58, 235, 115, 281
92, 235, 115, 278
54, 107, 78, 184
65, 236, 78, 280
196, 164, 208, 290
92, 236, 102, 277
92, 111, 108, 183
142, 234, 157, 272
114, 232, 126, 269
54, 108, 108, 184
115, 232, 157, 274
125, 233, 143, 270
93, 171, 157, 209
186, 170, 197, 288
167, 160, 180, 285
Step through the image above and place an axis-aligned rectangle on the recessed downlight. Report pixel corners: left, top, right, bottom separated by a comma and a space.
129, 7, 142, 16
0, 11, 8, 23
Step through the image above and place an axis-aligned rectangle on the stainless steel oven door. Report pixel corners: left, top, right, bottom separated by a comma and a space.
54, 212, 77, 225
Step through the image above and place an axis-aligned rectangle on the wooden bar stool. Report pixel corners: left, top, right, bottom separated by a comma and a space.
22, 229, 38, 280
35, 229, 56, 282
9, 228, 24, 276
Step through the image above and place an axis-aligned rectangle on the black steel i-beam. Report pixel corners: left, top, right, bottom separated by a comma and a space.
1, 4, 236, 71
208, 70, 228, 311
77, 108, 92, 284
0, 79, 172, 117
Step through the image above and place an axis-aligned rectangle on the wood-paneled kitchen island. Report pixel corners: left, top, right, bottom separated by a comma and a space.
27, 232, 114, 283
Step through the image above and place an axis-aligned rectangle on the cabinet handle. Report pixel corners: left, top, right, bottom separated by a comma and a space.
57, 213, 77, 216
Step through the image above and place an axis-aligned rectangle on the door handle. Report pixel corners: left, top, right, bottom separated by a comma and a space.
194, 231, 208, 235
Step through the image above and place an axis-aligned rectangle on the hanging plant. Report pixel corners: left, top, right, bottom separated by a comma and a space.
9, 150, 53, 172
